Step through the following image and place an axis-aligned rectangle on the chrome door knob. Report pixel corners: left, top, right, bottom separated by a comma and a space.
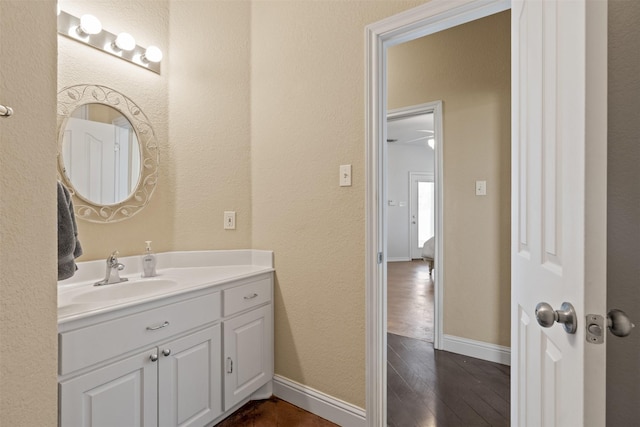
162, 348, 171, 357
608, 309, 635, 337
150, 354, 158, 362
535, 302, 577, 334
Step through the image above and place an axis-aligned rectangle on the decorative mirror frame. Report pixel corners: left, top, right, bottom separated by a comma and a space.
57, 84, 159, 223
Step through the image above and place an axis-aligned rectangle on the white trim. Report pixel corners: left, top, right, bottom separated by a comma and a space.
442, 335, 511, 366
365, 1, 511, 425
273, 375, 366, 427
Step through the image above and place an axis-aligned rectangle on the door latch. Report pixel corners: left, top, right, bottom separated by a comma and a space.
585, 314, 604, 344
586, 310, 635, 344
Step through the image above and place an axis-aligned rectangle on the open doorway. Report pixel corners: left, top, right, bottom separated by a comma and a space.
386, 108, 438, 345
378, 5, 512, 426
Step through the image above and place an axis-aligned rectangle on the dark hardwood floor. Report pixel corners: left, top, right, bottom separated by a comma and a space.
214, 396, 338, 427
388, 333, 510, 427
387, 261, 510, 426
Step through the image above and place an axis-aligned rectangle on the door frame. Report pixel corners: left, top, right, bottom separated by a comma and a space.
364, 0, 511, 425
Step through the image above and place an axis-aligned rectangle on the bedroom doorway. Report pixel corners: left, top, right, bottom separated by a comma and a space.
386, 102, 442, 349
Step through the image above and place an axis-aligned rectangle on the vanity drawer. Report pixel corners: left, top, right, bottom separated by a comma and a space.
59, 292, 221, 376
223, 278, 271, 316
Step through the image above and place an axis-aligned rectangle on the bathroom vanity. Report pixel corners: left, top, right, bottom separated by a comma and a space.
57, 250, 274, 427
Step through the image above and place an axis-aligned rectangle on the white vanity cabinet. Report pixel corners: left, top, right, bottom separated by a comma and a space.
59, 346, 159, 427
58, 270, 274, 427
158, 325, 222, 427
222, 277, 274, 410
59, 326, 221, 427
59, 291, 223, 427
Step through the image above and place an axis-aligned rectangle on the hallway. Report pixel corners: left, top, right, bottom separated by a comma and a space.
387, 261, 510, 426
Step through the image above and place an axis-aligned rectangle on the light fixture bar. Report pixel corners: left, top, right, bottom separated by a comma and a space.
57, 10, 161, 74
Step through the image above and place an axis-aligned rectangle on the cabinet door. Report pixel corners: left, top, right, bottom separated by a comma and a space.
59, 349, 158, 427
158, 325, 222, 427
223, 304, 273, 410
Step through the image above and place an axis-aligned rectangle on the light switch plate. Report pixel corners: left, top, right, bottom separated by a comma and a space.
224, 211, 236, 229
340, 164, 352, 187
475, 180, 487, 196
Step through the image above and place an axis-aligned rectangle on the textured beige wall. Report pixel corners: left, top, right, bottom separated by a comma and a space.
58, 0, 172, 260
58, 0, 252, 260
387, 11, 511, 346
251, 0, 425, 408
168, 0, 252, 252
0, 1, 58, 425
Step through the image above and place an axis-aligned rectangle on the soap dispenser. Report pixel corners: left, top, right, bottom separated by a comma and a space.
141, 241, 157, 277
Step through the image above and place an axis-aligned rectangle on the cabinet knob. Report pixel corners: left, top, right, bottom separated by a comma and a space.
150, 354, 158, 362
162, 348, 171, 357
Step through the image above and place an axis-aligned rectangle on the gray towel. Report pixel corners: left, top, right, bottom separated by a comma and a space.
58, 182, 83, 280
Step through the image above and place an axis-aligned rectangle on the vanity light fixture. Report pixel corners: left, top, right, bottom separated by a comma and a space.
57, 10, 162, 74
113, 32, 136, 52
141, 46, 163, 63
77, 14, 102, 36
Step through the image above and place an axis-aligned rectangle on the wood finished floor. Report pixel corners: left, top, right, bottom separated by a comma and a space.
387, 260, 434, 342
387, 261, 510, 427
214, 396, 338, 427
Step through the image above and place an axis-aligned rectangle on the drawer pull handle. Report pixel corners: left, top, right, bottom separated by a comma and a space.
146, 321, 170, 331
244, 293, 258, 300
227, 357, 233, 373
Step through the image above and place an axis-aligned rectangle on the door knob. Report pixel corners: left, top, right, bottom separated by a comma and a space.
162, 348, 171, 357
608, 309, 635, 337
535, 302, 577, 334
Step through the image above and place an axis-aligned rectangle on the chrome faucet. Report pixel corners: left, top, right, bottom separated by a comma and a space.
94, 250, 129, 286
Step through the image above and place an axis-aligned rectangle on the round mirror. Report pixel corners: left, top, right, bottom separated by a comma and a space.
57, 85, 159, 223
62, 104, 141, 205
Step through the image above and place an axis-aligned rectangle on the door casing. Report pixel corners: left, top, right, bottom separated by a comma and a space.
365, 0, 512, 425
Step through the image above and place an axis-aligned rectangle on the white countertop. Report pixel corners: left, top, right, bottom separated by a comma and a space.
58, 250, 274, 324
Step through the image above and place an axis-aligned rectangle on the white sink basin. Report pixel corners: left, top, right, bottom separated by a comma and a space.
71, 278, 180, 303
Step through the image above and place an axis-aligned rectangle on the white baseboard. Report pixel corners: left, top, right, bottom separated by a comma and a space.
387, 257, 411, 262
273, 375, 366, 427
442, 334, 511, 366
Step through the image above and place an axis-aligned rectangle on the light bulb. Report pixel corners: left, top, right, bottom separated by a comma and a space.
141, 45, 162, 63
114, 32, 136, 51
78, 14, 102, 35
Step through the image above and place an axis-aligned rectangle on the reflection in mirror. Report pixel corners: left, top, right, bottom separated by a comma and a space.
62, 104, 141, 205
57, 85, 159, 223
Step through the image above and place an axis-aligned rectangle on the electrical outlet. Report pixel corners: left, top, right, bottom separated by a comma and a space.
224, 211, 236, 229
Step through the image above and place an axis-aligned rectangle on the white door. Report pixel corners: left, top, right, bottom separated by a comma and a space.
409, 173, 435, 260
511, 0, 607, 425
63, 117, 118, 204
